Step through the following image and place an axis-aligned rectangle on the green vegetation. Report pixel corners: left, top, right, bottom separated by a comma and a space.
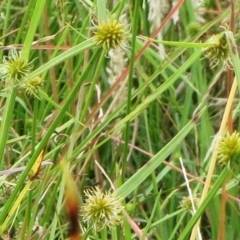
0, 0, 240, 239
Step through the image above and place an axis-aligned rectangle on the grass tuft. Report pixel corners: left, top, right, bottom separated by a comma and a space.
0, 1, 240, 239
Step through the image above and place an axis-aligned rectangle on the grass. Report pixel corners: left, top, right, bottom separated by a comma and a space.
0, 0, 240, 239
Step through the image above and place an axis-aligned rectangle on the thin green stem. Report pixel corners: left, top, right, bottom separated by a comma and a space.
0, 88, 17, 169
122, 0, 140, 182
80, 49, 105, 123
22, 0, 47, 58
31, 98, 39, 155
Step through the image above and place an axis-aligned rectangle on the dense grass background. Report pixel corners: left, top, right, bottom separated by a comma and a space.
0, 0, 240, 239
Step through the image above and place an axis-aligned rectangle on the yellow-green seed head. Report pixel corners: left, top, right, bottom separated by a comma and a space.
0, 49, 33, 85
22, 76, 43, 97
94, 20, 126, 49
217, 131, 240, 166
203, 33, 231, 68
81, 187, 123, 231
180, 196, 199, 212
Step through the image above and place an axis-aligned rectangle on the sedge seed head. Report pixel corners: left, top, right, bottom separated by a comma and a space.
81, 187, 123, 231
21, 76, 43, 98
217, 131, 240, 166
203, 33, 231, 68
94, 20, 127, 49
180, 196, 199, 212
0, 49, 33, 85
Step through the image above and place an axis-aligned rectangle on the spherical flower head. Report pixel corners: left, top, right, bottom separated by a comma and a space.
0, 49, 33, 85
180, 196, 199, 213
81, 187, 123, 231
217, 131, 240, 166
94, 20, 127, 49
203, 32, 231, 68
21, 76, 43, 98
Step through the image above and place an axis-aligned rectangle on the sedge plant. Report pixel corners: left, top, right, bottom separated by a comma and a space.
0, 1, 240, 240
